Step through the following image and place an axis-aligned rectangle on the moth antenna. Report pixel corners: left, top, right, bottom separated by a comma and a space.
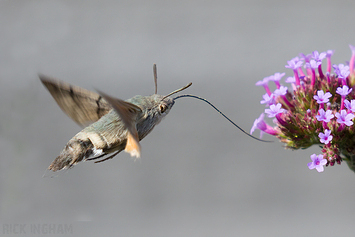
162, 83, 192, 100
153, 64, 158, 94
173, 94, 272, 143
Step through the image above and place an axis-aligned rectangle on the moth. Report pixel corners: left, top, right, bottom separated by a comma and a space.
41, 65, 267, 172
40, 65, 191, 171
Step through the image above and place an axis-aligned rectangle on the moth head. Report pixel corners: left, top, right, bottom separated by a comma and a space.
151, 95, 175, 117
151, 64, 192, 117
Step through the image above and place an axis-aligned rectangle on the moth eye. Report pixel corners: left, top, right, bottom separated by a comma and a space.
160, 104, 167, 113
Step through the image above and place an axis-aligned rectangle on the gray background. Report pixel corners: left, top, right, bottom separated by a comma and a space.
1, 1, 355, 236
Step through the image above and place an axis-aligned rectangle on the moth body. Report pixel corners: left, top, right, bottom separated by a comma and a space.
42, 79, 176, 171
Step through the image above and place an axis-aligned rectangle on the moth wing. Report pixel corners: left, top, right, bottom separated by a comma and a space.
39, 75, 112, 127
96, 90, 142, 158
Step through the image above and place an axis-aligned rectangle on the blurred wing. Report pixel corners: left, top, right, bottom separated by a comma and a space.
39, 75, 112, 127
97, 89, 142, 158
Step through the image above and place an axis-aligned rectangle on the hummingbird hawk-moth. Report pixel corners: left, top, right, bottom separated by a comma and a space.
41, 65, 267, 172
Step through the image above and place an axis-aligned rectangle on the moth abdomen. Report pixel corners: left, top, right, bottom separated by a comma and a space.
48, 124, 128, 171
48, 137, 94, 171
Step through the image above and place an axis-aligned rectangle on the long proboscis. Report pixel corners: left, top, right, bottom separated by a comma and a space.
173, 94, 272, 143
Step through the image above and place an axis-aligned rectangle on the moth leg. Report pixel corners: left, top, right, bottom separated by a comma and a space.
94, 150, 121, 163
86, 153, 107, 161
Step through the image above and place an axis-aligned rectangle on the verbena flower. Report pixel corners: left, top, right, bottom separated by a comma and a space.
308, 154, 327, 172
344, 99, 355, 112
336, 85, 352, 96
260, 93, 275, 106
313, 90, 332, 104
335, 110, 354, 127
250, 113, 279, 138
316, 109, 334, 123
318, 129, 333, 145
265, 103, 286, 118
251, 44, 355, 173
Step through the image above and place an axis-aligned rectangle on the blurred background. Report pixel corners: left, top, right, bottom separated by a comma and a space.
1, 0, 355, 236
